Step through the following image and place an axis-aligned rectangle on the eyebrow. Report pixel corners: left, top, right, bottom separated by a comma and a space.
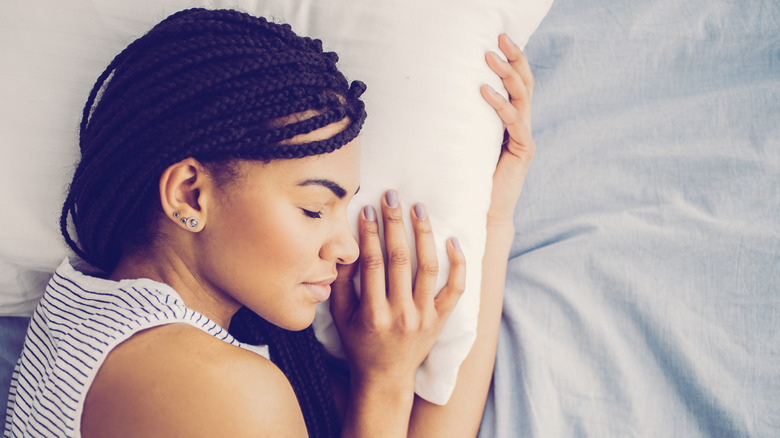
298, 179, 359, 199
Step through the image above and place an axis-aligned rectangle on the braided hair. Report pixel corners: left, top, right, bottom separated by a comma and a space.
60, 8, 366, 437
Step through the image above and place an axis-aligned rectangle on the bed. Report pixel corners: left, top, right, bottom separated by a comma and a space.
2, 0, 778, 436
480, 0, 780, 436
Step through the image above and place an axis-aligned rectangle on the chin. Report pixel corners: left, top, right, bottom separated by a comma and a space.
263, 308, 317, 332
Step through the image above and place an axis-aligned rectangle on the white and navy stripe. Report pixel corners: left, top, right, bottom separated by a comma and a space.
4, 258, 266, 438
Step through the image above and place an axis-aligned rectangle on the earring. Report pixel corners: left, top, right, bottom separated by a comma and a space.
183, 217, 199, 229
173, 212, 198, 229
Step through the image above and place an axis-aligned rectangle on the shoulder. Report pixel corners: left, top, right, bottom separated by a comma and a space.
82, 323, 307, 438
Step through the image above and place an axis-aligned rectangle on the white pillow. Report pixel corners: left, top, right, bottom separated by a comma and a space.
0, 0, 552, 404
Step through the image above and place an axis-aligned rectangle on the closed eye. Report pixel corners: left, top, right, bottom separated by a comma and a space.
302, 209, 322, 219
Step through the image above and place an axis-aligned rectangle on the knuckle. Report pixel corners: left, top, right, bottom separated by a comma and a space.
415, 221, 434, 236
511, 89, 531, 105
506, 119, 524, 134
396, 311, 420, 334
420, 261, 439, 277
448, 281, 466, 297
384, 211, 404, 225
389, 248, 411, 266
507, 138, 535, 162
361, 254, 384, 271
419, 316, 436, 333
365, 313, 391, 332
508, 68, 524, 84
362, 220, 380, 237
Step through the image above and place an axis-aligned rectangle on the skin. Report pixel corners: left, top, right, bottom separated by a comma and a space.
82, 34, 534, 437
407, 33, 536, 437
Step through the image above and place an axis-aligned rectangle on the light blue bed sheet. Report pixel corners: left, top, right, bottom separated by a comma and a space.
1, 0, 776, 434
480, 0, 779, 436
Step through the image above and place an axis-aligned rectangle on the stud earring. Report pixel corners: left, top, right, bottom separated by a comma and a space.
173, 212, 198, 229
183, 217, 199, 229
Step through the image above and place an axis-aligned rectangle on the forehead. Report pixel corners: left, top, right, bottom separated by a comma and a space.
240, 138, 361, 190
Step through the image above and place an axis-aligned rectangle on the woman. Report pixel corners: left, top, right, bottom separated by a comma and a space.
4, 8, 534, 437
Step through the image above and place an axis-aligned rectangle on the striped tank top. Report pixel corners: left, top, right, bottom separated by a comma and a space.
3, 258, 268, 437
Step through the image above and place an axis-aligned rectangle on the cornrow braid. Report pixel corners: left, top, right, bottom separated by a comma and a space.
59, 8, 366, 437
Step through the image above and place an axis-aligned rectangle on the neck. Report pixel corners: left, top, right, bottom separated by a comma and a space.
109, 247, 241, 328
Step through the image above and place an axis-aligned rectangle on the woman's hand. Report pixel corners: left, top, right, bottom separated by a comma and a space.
481, 33, 536, 230
330, 191, 466, 436
406, 34, 536, 437
331, 192, 465, 387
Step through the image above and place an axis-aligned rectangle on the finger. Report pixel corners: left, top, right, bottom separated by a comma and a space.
381, 190, 414, 305
411, 203, 438, 305
485, 50, 530, 116
357, 205, 387, 311
433, 237, 467, 323
330, 261, 358, 324
480, 85, 534, 158
498, 34, 534, 100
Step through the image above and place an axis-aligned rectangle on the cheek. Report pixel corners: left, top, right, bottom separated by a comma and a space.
217, 208, 323, 330
209, 202, 314, 282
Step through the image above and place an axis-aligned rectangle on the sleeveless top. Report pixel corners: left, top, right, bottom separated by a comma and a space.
3, 258, 269, 438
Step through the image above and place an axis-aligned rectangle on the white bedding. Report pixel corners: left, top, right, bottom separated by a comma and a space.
0, 0, 553, 405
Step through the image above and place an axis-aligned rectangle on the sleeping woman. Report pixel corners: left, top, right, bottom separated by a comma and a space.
3, 8, 535, 438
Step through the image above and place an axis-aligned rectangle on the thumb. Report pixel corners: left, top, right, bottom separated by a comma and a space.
330, 262, 358, 324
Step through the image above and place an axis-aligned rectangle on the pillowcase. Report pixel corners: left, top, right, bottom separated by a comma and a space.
0, 0, 552, 404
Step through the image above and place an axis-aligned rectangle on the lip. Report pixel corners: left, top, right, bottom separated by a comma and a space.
303, 277, 337, 302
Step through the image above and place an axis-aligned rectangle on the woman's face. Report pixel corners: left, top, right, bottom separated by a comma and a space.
196, 138, 361, 331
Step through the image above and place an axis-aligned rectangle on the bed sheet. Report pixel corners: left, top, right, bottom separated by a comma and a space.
479, 0, 779, 436
0, 318, 28, 423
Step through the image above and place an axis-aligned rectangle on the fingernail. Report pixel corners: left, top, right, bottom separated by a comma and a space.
505, 33, 516, 47
451, 237, 461, 251
413, 203, 427, 221
490, 51, 503, 63
486, 84, 498, 95
363, 205, 376, 221
385, 190, 398, 208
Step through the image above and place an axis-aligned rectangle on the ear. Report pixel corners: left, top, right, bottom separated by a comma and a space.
158, 158, 212, 232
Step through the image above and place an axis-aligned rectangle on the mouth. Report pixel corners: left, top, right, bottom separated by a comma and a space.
303, 277, 337, 302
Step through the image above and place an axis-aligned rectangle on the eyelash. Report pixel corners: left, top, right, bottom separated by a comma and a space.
302, 209, 322, 219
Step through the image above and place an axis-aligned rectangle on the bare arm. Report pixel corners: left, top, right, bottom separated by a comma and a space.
408, 33, 536, 437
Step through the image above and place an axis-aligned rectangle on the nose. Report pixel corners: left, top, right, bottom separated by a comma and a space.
320, 219, 359, 265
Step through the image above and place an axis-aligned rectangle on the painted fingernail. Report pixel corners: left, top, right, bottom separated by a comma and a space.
385, 190, 398, 208
363, 205, 377, 221
413, 203, 427, 220
451, 237, 461, 251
